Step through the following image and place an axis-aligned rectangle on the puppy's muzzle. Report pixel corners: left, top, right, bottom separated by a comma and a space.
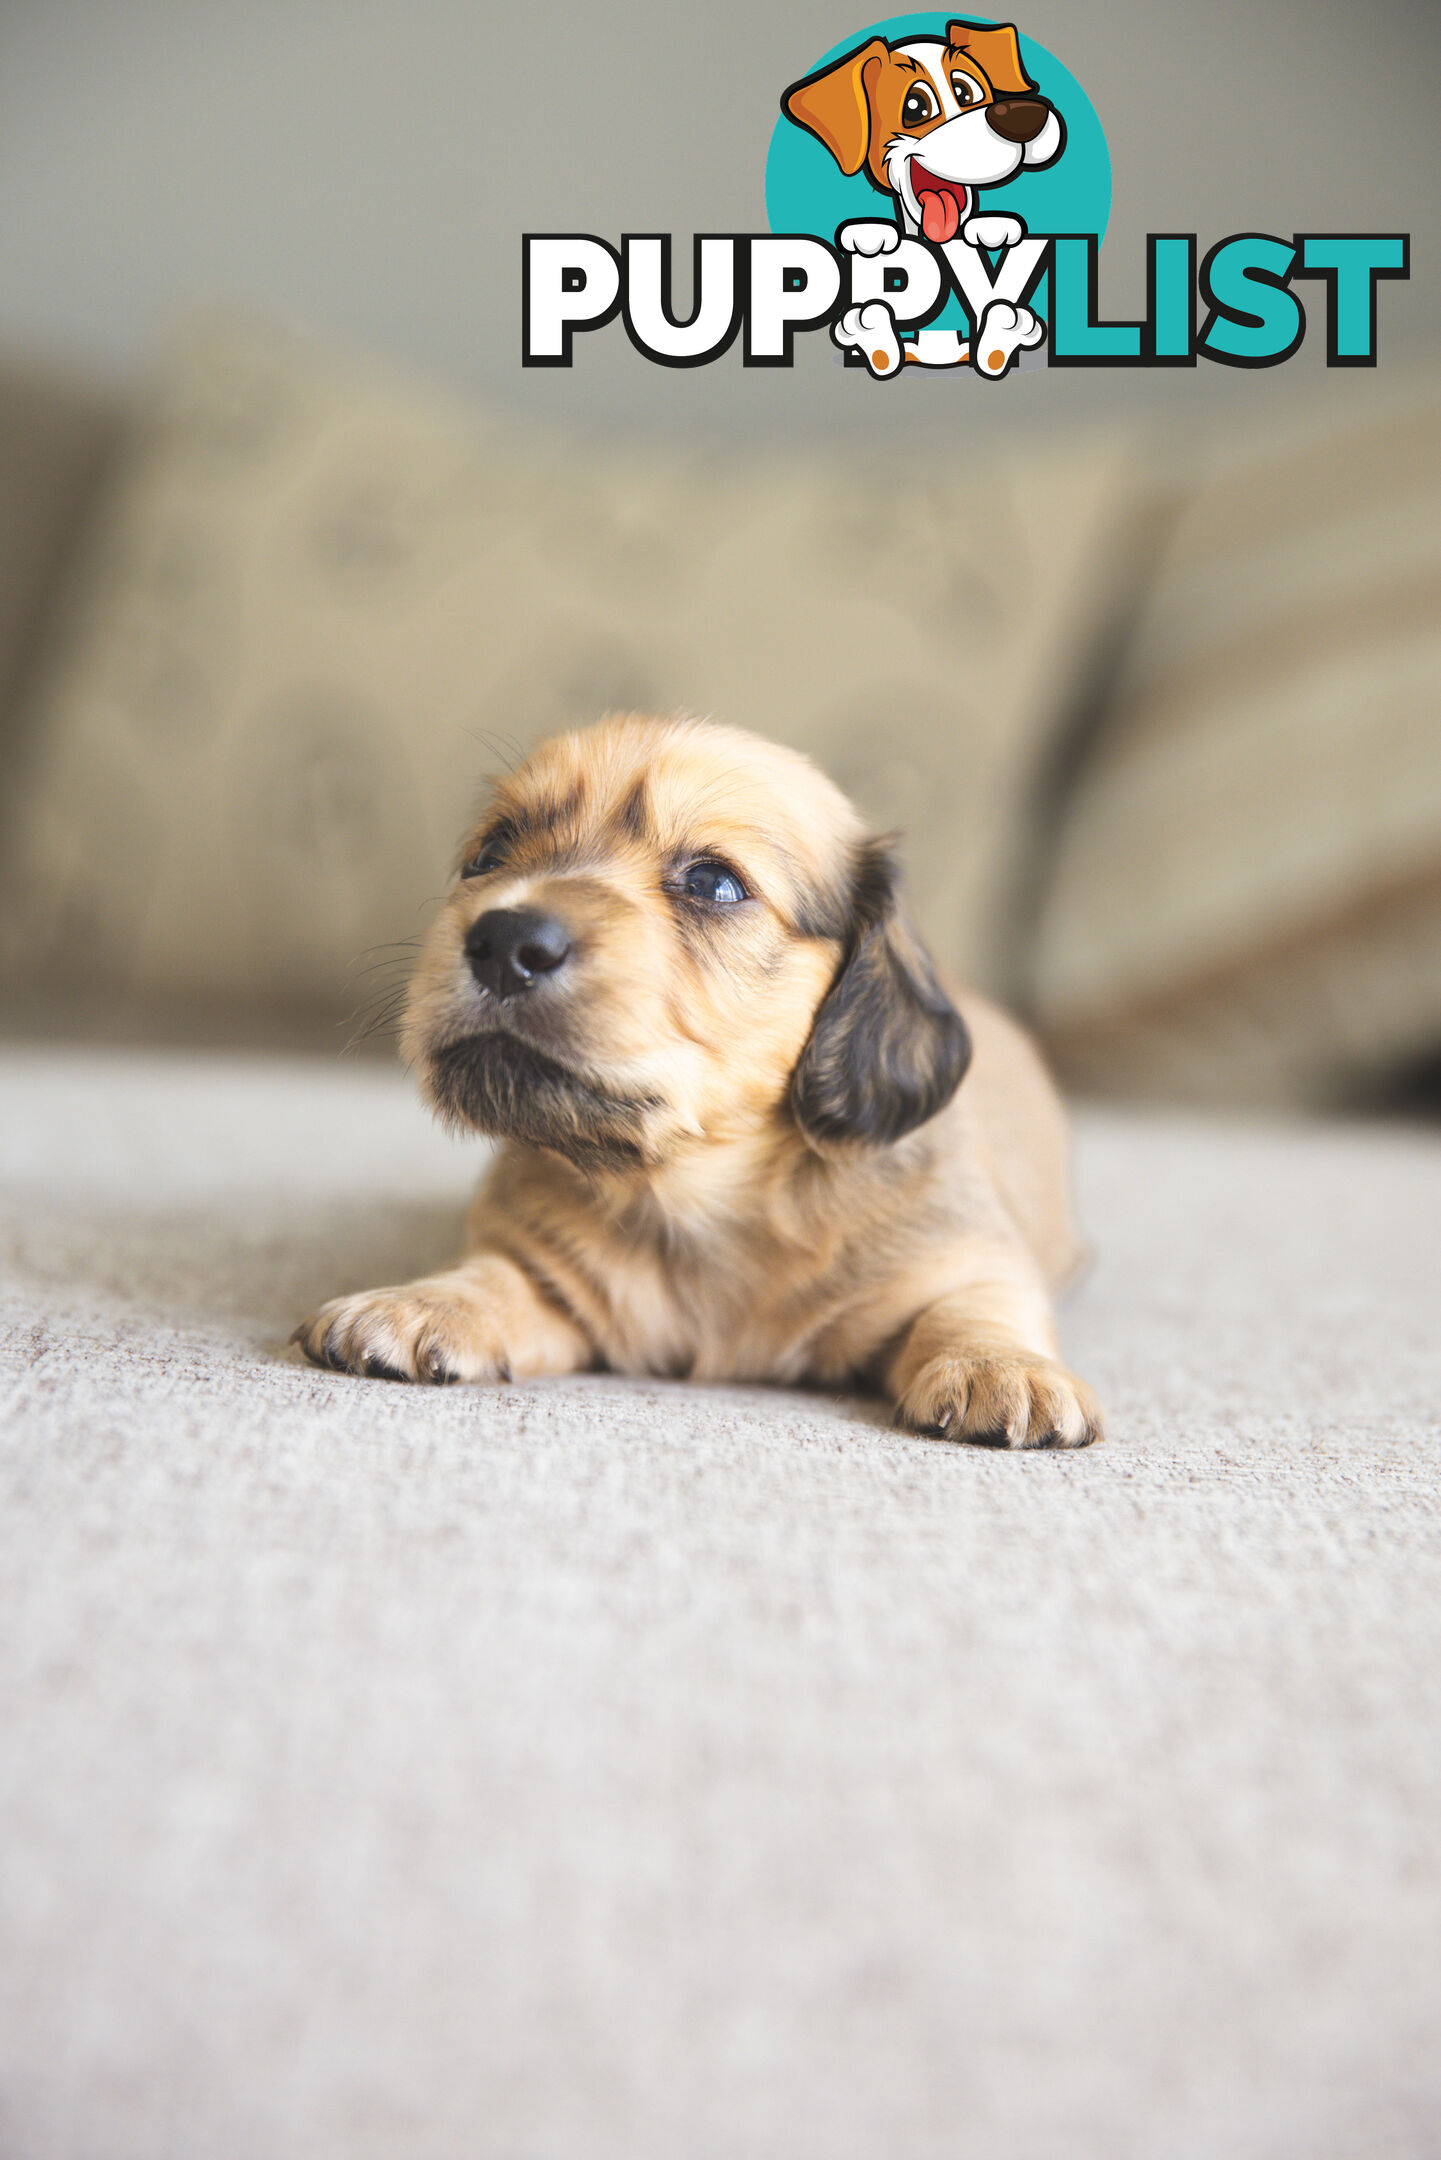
987, 96, 1052, 144
467, 907, 572, 1000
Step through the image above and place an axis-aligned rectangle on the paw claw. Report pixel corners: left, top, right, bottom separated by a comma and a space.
418, 1341, 457, 1385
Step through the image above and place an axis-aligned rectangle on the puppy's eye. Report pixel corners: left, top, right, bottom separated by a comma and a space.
460, 845, 505, 880
950, 70, 984, 106
901, 83, 938, 127
679, 859, 748, 906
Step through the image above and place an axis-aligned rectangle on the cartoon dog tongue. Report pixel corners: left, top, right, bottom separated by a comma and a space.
917, 179, 963, 244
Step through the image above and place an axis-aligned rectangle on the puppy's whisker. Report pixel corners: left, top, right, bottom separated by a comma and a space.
347, 937, 425, 965
341, 996, 408, 1035
350, 996, 409, 1023
460, 723, 527, 770
339, 976, 414, 1054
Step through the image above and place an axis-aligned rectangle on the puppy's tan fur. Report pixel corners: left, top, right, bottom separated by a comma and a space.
294, 714, 1102, 1448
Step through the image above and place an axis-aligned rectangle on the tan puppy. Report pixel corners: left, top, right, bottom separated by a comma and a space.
293, 714, 1102, 1448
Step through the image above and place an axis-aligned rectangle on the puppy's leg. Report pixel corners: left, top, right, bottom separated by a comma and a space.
292, 1251, 591, 1386
887, 1242, 1102, 1449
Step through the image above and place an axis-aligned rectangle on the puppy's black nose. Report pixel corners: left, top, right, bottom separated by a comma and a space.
466, 908, 572, 999
988, 96, 1051, 144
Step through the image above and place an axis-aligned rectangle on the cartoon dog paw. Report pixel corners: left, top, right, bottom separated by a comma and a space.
833, 300, 903, 379
837, 220, 902, 257
971, 298, 1046, 379
961, 212, 1027, 252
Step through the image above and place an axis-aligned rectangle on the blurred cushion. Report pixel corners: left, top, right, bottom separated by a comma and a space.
0, 351, 123, 760
0, 316, 1148, 1034
1030, 381, 1441, 1107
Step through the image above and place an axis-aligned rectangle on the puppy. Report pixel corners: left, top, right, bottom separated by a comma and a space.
782, 18, 1063, 377
293, 715, 1102, 1449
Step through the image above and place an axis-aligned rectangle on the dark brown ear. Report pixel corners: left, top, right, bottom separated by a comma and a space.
781, 37, 888, 177
792, 843, 971, 1148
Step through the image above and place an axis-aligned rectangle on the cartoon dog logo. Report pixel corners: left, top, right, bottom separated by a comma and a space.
781, 19, 1065, 377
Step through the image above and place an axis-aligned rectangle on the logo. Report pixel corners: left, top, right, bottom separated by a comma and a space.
523, 13, 1410, 379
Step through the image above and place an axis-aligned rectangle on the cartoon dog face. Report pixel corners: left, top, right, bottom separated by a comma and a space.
783, 19, 1063, 242
400, 713, 969, 1172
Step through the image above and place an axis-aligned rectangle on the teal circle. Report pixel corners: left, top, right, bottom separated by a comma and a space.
765, 13, 1111, 333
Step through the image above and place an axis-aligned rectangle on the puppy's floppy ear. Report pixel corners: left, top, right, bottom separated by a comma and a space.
792, 842, 971, 1149
948, 21, 1036, 97
781, 38, 888, 178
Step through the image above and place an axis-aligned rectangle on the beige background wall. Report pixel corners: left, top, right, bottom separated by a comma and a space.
0, 0, 1435, 445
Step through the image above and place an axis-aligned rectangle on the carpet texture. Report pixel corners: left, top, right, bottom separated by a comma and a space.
1, 1047, 1439, 2160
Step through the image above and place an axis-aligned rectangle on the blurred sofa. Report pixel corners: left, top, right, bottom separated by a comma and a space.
1, 317, 1438, 1111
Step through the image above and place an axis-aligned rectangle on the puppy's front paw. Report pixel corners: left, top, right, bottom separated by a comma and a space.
833, 300, 903, 378
292, 1278, 516, 1385
896, 1350, 1103, 1449
838, 220, 902, 256
961, 212, 1026, 251
972, 298, 1046, 379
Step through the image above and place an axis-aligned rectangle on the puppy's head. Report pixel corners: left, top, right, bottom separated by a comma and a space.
782, 20, 1064, 243
401, 714, 970, 1174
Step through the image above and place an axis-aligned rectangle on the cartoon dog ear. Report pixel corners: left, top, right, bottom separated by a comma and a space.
781, 37, 888, 178
947, 20, 1036, 97
792, 842, 971, 1149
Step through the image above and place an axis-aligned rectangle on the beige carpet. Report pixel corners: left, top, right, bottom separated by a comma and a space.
1, 1047, 1439, 2160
